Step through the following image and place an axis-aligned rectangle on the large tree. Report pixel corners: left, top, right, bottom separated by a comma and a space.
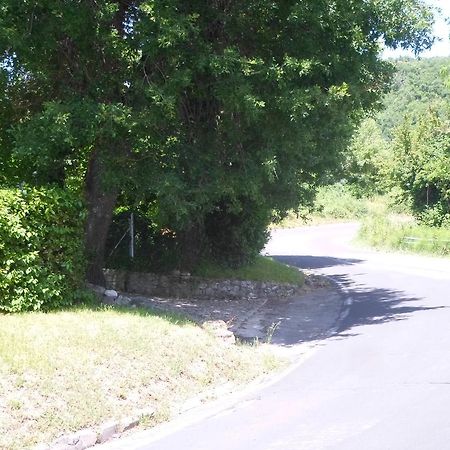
0, 1, 434, 282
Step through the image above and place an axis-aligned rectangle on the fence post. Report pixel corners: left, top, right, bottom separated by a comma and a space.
129, 213, 135, 259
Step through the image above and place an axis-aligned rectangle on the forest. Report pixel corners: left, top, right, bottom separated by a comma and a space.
0, 0, 443, 313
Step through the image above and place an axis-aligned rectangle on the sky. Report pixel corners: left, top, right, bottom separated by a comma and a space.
382, 0, 450, 58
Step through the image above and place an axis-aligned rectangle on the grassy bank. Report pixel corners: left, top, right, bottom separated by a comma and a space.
276, 185, 392, 228
0, 305, 282, 450
358, 215, 450, 257
193, 255, 305, 285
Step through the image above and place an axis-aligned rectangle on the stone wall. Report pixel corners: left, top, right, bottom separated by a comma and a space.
103, 269, 305, 301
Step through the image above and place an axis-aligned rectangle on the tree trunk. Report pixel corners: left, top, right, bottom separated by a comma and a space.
84, 151, 118, 286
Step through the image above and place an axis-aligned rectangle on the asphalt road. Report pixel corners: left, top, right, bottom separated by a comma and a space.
100, 223, 450, 450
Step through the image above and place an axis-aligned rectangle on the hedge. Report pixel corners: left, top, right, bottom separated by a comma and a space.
0, 187, 85, 312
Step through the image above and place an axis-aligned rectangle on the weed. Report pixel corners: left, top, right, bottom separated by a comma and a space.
265, 321, 281, 344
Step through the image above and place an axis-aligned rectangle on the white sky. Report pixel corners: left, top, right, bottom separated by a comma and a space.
382, 0, 450, 58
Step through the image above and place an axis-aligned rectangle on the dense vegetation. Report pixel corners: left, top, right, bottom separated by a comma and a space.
378, 57, 450, 137
0, 188, 85, 312
345, 56, 450, 228
0, 1, 434, 310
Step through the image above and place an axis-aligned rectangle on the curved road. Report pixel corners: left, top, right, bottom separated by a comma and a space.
101, 223, 450, 450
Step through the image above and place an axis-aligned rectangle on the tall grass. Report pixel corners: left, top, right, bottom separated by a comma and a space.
358, 215, 450, 256
278, 183, 399, 228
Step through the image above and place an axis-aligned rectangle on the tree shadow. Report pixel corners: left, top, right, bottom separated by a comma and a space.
263, 256, 447, 346
330, 274, 446, 335
70, 296, 196, 327
265, 280, 446, 346
271, 255, 363, 270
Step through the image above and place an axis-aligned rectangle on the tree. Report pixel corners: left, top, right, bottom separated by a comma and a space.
390, 110, 450, 226
344, 117, 391, 196
0, 1, 435, 282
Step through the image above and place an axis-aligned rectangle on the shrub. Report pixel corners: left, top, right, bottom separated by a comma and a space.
0, 187, 85, 312
204, 197, 271, 268
314, 183, 369, 219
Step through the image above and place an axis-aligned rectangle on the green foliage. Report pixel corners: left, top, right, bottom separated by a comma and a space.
106, 205, 180, 273
359, 214, 450, 256
345, 57, 450, 228
389, 110, 450, 226
0, 1, 435, 274
0, 187, 85, 312
377, 57, 450, 138
313, 183, 370, 219
203, 197, 271, 268
344, 118, 391, 195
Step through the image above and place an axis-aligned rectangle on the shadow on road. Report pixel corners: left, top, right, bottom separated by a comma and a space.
267, 255, 447, 345
329, 274, 446, 336
271, 255, 363, 269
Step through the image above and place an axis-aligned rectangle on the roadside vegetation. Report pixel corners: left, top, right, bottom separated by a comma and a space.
277, 184, 390, 227
193, 255, 305, 285
359, 215, 450, 256
0, 304, 282, 450
278, 184, 450, 258
278, 57, 450, 258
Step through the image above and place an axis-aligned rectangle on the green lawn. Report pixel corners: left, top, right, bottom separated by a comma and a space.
193, 255, 305, 285
0, 305, 282, 449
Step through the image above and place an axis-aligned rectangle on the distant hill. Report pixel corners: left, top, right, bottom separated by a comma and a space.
377, 57, 450, 137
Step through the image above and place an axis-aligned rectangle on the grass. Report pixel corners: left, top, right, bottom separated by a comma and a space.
358, 214, 450, 257
276, 185, 392, 229
0, 305, 282, 450
193, 255, 305, 285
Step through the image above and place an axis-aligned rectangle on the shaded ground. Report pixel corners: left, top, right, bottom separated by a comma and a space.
120, 274, 344, 346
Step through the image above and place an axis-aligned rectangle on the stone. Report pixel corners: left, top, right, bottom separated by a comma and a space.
76, 429, 97, 449
51, 445, 77, 450
202, 320, 235, 345
96, 421, 118, 444
102, 296, 116, 305
116, 416, 140, 433
52, 434, 80, 447
87, 284, 106, 296
104, 289, 118, 298
115, 295, 131, 306
49, 429, 96, 450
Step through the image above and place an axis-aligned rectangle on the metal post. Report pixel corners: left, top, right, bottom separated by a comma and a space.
129, 213, 135, 259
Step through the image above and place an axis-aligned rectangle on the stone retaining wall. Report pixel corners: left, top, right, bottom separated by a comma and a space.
103, 269, 305, 301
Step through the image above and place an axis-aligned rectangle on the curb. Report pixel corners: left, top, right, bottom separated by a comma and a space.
322, 274, 354, 336
31, 408, 155, 450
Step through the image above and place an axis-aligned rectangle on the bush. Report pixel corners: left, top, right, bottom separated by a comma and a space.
204, 197, 271, 268
0, 187, 86, 312
314, 183, 369, 219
